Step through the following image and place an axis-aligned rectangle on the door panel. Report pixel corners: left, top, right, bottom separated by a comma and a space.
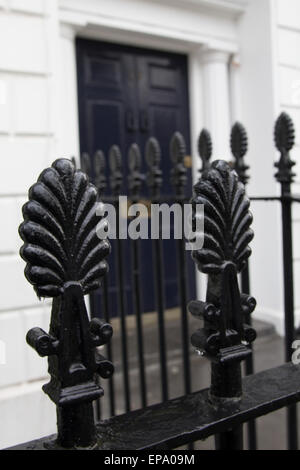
76, 38, 196, 315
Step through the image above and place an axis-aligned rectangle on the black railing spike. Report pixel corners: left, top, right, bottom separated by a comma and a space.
19, 158, 113, 449
231, 122, 250, 185
71, 156, 77, 169
145, 137, 163, 198
81, 152, 92, 176
128, 143, 143, 199
170, 132, 188, 196
94, 150, 107, 194
198, 129, 212, 174
274, 112, 296, 185
274, 111, 298, 449
189, 160, 256, 450
109, 145, 123, 196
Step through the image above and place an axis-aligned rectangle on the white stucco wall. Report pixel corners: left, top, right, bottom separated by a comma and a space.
0, 0, 58, 448
275, 0, 300, 320
0, 0, 298, 448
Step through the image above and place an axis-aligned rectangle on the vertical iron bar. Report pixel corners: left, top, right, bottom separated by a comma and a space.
170, 133, 193, 449
94, 150, 116, 416
281, 191, 298, 449
189, 160, 257, 451
81, 152, 102, 423
231, 122, 256, 450
102, 276, 116, 417
109, 145, 131, 413
146, 137, 168, 402
274, 112, 298, 450
128, 144, 147, 408
215, 425, 244, 451
170, 133, 191, 396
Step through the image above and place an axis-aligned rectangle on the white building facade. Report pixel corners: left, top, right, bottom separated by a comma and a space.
0, 0, 299, 448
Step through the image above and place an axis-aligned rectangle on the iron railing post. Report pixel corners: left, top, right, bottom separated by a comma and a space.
274, 112, 298, 450
198, 128, 213, 176
109, 145, 131, 413
231, 121, 257, 450
128, 143, 148, 409
146, 137, 169, 402
170, 132, 191, 396
19, 158, 114, 449
189, 160, 257, 450
93, 150, 116, 419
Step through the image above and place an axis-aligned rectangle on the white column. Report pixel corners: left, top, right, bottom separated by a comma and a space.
57, 25, 80, 163
201, 49, 231, 160
229, 53, 242, 123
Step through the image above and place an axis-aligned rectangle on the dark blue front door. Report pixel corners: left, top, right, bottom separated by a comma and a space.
76, 38, 195, 314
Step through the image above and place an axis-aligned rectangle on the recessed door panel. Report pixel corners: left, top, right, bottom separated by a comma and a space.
76, 38, 195, 315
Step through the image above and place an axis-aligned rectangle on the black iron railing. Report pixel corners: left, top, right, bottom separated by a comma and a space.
8, 111, 300, 450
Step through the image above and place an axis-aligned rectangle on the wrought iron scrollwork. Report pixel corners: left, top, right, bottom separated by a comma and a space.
19, 158, 113, 449
189, 160, 256, 401
231, 122, 249, 185
198, 129, 212, 174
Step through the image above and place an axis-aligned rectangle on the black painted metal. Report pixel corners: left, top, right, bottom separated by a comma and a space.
19, 159, 113, 449
190, 160, 256, 450
109, 145, 131, 413
170, 133, 191, 397
231, 122, 256, 450
14, 115, 300, 451
274, 112, 298, 450
10, 363, 300, 450
146, 137, 168, 402
128, 143, 147, 408
198, 128, 213, 178
92, 152, 116, 419
170, 132, 194, 450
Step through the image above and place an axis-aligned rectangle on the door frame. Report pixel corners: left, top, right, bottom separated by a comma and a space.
56, 1, 240, 299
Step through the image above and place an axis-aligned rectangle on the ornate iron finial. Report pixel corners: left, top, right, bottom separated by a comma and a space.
81, 152, 92, 176
198, 129, 212, 174
94, 150, 107, 194
170, 132, 188, 197
19, 159, 113, 449
145, 137, 163, 199
128, 143, 143, 199
274, 112, 296, 185
109, 145, 123, 196
189, 160, 256, 401
231, 122, 249, 185
71, 156, 77, 169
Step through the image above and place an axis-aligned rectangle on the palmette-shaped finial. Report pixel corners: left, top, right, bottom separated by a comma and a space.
19, 158, 114, 449
94, 150, 107, 194
109, 145, 123, 196
128, 143, 143, 198
274, 112, 296, 185
198, 129, 212, 174
189, 161, 256, 397
170, 132, 187, 196
231, 122, 249, 185
146, 137, 163, 198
